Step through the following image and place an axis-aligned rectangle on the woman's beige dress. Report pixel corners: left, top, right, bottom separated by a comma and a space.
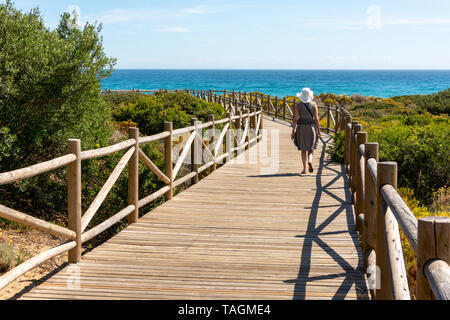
295, 102, 319, 151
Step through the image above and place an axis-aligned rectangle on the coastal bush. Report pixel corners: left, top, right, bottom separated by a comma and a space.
367, 120, 450, 205
102, 91, 143, 110
392, 89, 450, 115
328, 131, 345, 163
0, 2, 116, 221
113, 92, 226, 136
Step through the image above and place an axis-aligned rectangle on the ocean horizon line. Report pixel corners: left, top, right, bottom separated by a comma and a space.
110, 68, 450, 71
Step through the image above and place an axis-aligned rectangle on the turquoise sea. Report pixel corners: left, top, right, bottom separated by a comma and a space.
101, 70, 450, 98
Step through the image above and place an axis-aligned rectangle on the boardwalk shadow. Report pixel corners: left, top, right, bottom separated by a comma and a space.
7, 247, 92, 300
247, 173, 300, 178
283, 136, 369, 300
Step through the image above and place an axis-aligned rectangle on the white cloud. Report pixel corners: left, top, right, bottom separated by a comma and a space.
303, 8, 450, 31
180, 5, 209, 15
385, 18, 450, 25
154, 27, 191, 33
327, 56, 393, 62
85, 8, 155, 24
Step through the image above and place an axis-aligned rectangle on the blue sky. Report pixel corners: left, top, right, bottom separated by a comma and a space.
9, 0, 450, 69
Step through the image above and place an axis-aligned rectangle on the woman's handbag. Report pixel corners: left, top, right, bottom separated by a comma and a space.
293, 128, 299, 148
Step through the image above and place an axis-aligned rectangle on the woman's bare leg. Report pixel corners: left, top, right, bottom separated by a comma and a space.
308, 151, 314, 173
301, 150, 307, 174
308, 151, 313, 163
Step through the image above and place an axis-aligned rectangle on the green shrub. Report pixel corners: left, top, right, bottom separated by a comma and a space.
113, 92, 226, 136
102, 92, 143, 110
328, 131, 345, 163
392, 89, 450, 115
0, 1, 116, 220
367, 119, 450, 205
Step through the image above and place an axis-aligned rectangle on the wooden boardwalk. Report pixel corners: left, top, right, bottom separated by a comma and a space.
21, 117, 369, 300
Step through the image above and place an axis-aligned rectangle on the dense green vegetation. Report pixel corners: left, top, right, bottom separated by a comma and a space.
392, 89, 450, 115
112, 92, 226, 136
0, 1, 115, 224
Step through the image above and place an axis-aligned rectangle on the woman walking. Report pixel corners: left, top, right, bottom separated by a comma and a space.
291, 88, 321, 174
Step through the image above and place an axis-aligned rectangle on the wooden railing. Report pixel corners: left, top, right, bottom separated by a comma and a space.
0, 95, 263, 291
3, 87, 448, 300
103, 88, 341, 134
341, 109, 450, 300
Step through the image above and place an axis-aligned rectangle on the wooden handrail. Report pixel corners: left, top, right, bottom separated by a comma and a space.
139, 131, 170, 144
0, 241, 76, 291
0, 89, 268, 291
0, 154, 76, 186
343, 107, 450, 301
380, 184, 418, 254
0, 204, 76, 240
424, 259, 450, 300
80, 139, 136, 160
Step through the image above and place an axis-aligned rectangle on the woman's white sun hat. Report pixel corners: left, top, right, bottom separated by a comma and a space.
297, 88, 314, 103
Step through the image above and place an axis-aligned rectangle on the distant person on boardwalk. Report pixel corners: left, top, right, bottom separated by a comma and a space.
291, 88, 321, 174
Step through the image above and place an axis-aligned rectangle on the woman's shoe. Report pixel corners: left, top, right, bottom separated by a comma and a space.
308, 162, 314, 173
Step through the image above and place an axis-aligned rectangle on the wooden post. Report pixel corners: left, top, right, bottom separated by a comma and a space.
274, 97, 279, 119
327, 106, 331, 134
68, 139, 81, 264
268, 95, 272, 119
364, 143, 379, 270
209, 114, 216, 171
236, 111, 243, 156
335, 108, 340, 133
259, 107, 264, 143
417, 217, 450, 300
245, 111, 250, 151
340, 110, 346, 131
344, 116, 352, 172
190, 118, 200, 185
251, 107, 257, 147
355, 131, 368, 232
128, 128, 139, 224
351, 123, 361, 203
232, 90, 236, 113
225, 112, 232, 163
283, 98, 287, 121
375, 162, 397, 300
164, 122, 173, 200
